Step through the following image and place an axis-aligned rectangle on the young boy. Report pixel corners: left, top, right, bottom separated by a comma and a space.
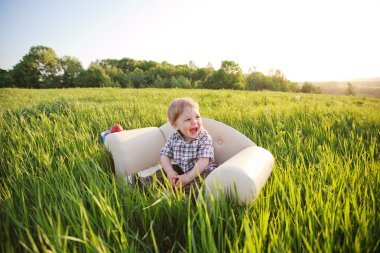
137, 97, 217, 198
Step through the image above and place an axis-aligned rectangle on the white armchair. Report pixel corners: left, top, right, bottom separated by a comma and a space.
105, 118, 274, 205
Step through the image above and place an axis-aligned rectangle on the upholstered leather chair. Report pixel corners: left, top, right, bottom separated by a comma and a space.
105, 118, 274, 204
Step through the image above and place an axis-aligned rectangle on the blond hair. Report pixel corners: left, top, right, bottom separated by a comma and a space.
167, 97, 199, 124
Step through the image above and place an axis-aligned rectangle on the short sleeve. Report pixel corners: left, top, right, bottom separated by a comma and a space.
160, 135, 174, 158
197, 131, 214, 159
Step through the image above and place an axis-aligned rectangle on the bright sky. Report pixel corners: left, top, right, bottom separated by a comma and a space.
0, 0, 379, 82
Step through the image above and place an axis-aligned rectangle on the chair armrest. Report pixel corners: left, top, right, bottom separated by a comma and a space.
202, 146, 274, 205
104, 127, 166, 180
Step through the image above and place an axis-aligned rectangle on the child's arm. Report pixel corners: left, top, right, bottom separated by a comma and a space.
174, 157, 210, 187
160, 155, 179, 186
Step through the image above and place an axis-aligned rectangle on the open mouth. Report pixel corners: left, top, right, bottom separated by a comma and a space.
189, 127, 198, 135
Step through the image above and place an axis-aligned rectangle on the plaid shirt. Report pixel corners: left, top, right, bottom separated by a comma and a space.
160, 129, 217, 173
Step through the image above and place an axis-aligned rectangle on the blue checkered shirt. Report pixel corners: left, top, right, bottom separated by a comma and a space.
160, 129, 217, 173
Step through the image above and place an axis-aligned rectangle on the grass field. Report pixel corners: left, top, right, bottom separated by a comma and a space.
1, 88, 379, 252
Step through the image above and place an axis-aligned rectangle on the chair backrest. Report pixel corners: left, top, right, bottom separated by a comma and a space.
159, 118, 256, 165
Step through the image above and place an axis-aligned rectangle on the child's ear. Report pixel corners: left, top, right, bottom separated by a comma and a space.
171, 123, 178, 130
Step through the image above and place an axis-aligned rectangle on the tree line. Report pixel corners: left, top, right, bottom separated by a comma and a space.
0, 45, 320, 93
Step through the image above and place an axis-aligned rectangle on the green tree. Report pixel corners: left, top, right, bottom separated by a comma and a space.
153, 75, 169, 88
110, 71, 129, 88
203, 70, 225, 89
301, 82, 321, 93
59, 56, 83, 87
170, 75, 192, 88
11, 45, 60, 88
204, 60, 244, 90
149, 64, 176, 81
245, 71, 270, 90
345, 82, 355, 96
269, 69, 290, 91
0, 69, 13, 87
99, 58, 138, 73
137, 60, 159, 72
102, 65, 125, 87
74, 63, 117, 87
174, 64, 192, 80
192, 66, 214, 86
126, 68, 147, 88
287, 82, 300, 92
117, 58, 138, 72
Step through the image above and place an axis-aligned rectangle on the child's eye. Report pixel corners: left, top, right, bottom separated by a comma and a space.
196, 115, 200, 119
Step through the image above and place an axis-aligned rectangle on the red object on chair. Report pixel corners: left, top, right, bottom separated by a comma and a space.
111, 124, 123, 133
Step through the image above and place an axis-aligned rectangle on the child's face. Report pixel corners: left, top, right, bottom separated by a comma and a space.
173, 105, 202, 141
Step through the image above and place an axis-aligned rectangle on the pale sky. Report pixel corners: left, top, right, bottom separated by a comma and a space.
0, 0, 379, 82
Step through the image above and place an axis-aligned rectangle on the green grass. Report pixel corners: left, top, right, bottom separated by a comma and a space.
1, 88, 379, 252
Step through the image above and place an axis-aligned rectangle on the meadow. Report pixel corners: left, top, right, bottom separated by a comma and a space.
0, 88, 379, 252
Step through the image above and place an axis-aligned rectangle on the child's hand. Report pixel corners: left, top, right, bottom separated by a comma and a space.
166, 171, 178, 187
173, 174, 193, 188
